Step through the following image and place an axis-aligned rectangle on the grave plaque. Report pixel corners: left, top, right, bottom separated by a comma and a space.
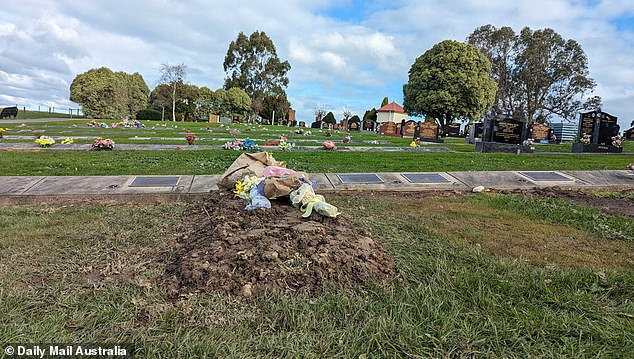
519, 171, 573, 182
129, 176, 180, 187
338, 173, 383, 183
402, 173, 449, 183
379, 121, 399, 137
531, 123, 551, 141
402, 120, 417, 137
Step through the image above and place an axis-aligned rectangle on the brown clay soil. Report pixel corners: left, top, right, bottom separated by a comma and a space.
162, 190, 397, 299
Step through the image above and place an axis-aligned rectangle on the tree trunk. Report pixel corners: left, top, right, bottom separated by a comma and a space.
161, 106, 165, 121
172, 85, 176, 122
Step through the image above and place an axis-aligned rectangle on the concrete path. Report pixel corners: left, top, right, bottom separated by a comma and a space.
1, 170, 632, 205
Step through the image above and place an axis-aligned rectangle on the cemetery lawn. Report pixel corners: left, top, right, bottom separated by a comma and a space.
0, 150, 632, 175
0, 192, 632, 357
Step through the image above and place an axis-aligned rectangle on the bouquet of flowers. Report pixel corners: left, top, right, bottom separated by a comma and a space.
579, 133, 591, 145
223, 139, 243, 150
35, 135, 55, 148
185, 134, 196, 145
342, 134, 351, 143
92, 137, 115, 150
611, 134, 623, 148
322, 140, 337, 150
279, 140, 294, 151
550, 134, 557, 141
242, 137, 258, 150
0, 127, 5, 139
61, 137, 73, 144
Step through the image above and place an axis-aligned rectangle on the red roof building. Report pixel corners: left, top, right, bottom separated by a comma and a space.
376, 102, 408, 124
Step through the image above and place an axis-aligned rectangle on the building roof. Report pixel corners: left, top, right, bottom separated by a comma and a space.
377, 102, 405, 113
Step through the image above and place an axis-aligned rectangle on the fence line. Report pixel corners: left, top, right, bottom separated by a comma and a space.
1, 104, 83, 117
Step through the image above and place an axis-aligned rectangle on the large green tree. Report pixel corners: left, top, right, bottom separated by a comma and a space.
223, 31, 291, 120
467, 25, 601, 124
212, 87, 252, 120
70, 67, 149, 119
403, 40, 497, 132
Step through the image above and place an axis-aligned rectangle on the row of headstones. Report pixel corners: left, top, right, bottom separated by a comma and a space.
469, 111, 623, 153
374, 120, 464, 142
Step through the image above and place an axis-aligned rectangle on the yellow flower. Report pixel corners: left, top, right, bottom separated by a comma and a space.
234, 180, 244, 195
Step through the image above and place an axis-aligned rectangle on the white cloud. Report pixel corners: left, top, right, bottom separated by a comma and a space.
0, 0, 632, 129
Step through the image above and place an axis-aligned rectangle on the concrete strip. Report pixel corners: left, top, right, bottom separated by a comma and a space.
189, 175, 221, 193
24, 176, 135, 195
0, 176, 45, 195
562, 170, 634, 187
448, 171, 536, 189
515, 171, 588, 187
325, 172, 466, 191
310, 173, 335, 191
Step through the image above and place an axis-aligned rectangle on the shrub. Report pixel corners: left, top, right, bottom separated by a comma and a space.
136, 109, 162, 121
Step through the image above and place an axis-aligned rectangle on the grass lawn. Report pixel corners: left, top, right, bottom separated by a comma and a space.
0, 150, 632, 175
0, 193, 632, 357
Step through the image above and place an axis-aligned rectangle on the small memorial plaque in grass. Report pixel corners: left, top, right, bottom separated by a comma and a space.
402, 173, 450, 183
129, 176, 181, 187
337, 173, 384, 183
519, 172, 573, 182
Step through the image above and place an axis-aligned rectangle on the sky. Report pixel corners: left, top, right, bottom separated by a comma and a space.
0, 0, 633, 130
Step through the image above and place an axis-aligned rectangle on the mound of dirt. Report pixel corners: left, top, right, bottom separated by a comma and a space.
163, 191, 396, 299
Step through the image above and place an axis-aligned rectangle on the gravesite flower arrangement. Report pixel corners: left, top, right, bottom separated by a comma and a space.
61, 137, 74, 144
223, 139, 243, 150
611, 134, 623, 148
322, 140, 337, 150
185, 134, 196, 145
223, 152, 339, 217
35, 135, 55, 147
579, 133, 591, 145
92, 137, 115, 150
342, 134, 351, 143
0, 127, 5, 139
279, 140, 294, 151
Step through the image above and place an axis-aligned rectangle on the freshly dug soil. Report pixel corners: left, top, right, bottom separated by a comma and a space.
163, 191, 396, 299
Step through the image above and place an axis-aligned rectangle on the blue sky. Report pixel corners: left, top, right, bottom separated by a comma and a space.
0, 0, 633, 130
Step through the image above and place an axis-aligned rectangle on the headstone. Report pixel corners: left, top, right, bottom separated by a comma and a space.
378, 121, 399, 137
208, 114, 219, 123
572, 110, 622, 153
0, 106, 18, 119
299, 121, 306, 127
219, 116, 232, 124
415, 121, 443, 143
625, 127, 634, 140
466, 122, 484, 144
476, 116, 532, 153
311, 120, 321, 129
362, 119, 376, 131
401, 120, 417, 137
445, 123, 461, 137
340, 119, 348, 131
531, 123, 552, 143
333, 123, 340, 130
349, 118, 360, 130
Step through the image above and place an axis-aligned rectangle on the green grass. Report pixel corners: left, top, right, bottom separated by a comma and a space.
2, 120, 632, 152
0, 193, 632, 357
0, 150, 631, 175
